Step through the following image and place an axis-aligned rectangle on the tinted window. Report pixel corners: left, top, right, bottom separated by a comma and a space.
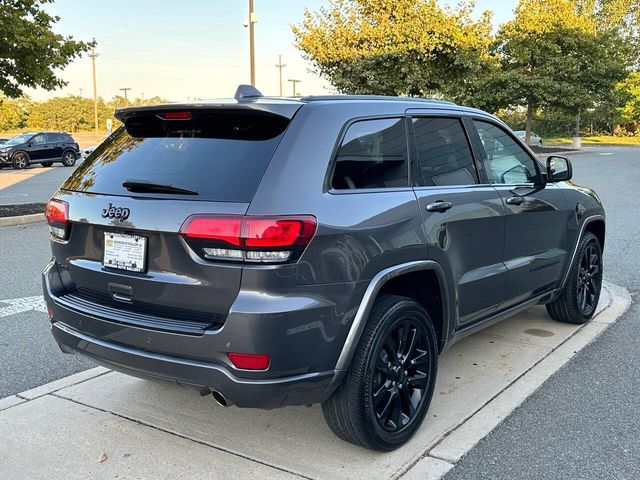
46, 133, 61, 143
31, 134, 46, 144
332, 118, 408, 189
63, 110, 289, 202
474, 121, 540, 184
411, 117, 477, 186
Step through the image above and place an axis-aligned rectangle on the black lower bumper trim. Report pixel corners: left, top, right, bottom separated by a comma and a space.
51, 321, 337, 409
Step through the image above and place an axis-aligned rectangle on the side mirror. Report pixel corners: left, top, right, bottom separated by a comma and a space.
546, 156, 572, 182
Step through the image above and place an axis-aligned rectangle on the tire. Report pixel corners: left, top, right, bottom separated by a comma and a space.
61, 150, 76, 167
41, 161, 54, 167
322, 295, 438, 451
12, 152, 29, 169
546, 232, 602, 324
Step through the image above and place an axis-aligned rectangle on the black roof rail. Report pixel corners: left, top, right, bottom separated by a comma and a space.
234, 84, 263, 100
299, 95, 456, 105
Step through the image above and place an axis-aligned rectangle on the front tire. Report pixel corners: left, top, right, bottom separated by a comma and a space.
546, 232, 602, 324
322, 295, 438, 451
61, 150, 76, 167
12, 152, 29, 169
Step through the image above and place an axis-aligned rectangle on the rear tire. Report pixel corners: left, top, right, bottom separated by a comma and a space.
41, 161, 54, 167
546, 232, 602, 324
12, 152, 29, 169
322, 295, 438, 451
61, 150, 76, 167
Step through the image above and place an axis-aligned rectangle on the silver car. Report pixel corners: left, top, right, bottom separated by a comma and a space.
514, 130, 542, 146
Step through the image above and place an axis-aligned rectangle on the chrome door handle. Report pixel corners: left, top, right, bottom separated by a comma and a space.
426, 201, 453, 212
506, 196, 524, 205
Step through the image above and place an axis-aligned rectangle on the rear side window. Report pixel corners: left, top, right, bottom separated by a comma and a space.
411, 117, 477, 186
63, 110, 290, 202
331, 118, 408, 189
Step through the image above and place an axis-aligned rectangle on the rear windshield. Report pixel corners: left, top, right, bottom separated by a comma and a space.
63, 110, 289, 202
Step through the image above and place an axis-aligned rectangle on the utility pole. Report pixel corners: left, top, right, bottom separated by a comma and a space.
79, 88, 83, 97
288, 79, 301, 96
119, 87, 132, 104
275, 55, 286, 96
90, 39, 99, 141
248, 0, 256, 86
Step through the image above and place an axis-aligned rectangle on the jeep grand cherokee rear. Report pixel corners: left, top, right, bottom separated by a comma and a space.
44, 88, 605, 451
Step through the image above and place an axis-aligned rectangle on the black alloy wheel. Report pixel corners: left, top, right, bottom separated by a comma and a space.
576, 243, 601, 316
372, 319, 430, 432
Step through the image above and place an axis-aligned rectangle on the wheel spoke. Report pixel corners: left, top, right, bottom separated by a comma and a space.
400, 387, 416, 418
377, 390, 396, 421
375, 351, 392, 376
372, 383, 389, 410
407, 370, 428, 388
389, 392, 403, 429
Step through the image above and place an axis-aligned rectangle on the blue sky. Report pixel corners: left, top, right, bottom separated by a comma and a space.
28, 0, 518, 101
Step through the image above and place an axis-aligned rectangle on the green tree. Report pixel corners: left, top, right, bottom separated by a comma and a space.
0, 0, 91, 97
473, 0, 629, 143
292, 0, 493, 97
0, 96, 31, 131
617, 71, 640, 125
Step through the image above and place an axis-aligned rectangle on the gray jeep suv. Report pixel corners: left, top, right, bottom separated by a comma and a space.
43, 86, 605, 451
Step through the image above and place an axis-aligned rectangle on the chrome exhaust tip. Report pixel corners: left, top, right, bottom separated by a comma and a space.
211, 390, 230, 407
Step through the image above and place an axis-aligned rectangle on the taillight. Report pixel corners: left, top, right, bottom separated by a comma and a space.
227, 352, 270, 370
180, 215, 317, 263
45, 198, 69, 239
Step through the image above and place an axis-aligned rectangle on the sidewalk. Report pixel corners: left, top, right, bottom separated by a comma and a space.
0, 283, 630, 480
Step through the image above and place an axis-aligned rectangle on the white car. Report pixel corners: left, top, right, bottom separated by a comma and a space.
82, 145, 97, 160
514, 130, 542, 147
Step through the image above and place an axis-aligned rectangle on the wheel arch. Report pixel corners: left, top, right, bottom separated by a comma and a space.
333, 260, 450, 374
560, 214, 605, 290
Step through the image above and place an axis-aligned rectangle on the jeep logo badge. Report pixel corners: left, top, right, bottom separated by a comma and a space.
101, 203, 130, 221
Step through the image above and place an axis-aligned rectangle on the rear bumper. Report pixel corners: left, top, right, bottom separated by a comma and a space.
51, 321, 336, 408
43, 260, 355, 408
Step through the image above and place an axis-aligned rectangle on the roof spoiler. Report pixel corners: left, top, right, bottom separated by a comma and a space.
234, 84, 263, 100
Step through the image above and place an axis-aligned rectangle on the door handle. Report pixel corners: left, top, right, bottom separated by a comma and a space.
426, 201, 453, 212
506, 196, 524, 205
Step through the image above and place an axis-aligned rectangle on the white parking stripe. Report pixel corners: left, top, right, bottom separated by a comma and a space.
0, 296, 47, 318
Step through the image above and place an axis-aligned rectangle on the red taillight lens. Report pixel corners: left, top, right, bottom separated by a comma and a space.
158, 111, 192, 120
45, 198, 68, 225
242, 217, 316, 248
180, 216, 241, 246
179, 215, 317, 263
45, 199, 69, 239
227, 352, 270, 370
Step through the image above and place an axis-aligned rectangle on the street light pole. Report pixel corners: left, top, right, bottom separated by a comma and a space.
249, 0, 256, 86
90, 39, 99, 142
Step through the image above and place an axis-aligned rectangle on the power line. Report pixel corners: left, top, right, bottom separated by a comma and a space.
119, 87, 132, 103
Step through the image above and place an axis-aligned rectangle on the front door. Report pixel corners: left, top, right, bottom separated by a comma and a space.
409, 115, 508, 326
470, 120, 573, 307
28, 133, 54, 161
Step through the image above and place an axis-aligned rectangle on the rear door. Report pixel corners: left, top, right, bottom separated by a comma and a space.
470, 120, 572, 306
56, 107, 295, 327
47, 133, 64, 159
409, 115, 508, 326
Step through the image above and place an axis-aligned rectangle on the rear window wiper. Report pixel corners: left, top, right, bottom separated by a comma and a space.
122, 180, 198, 195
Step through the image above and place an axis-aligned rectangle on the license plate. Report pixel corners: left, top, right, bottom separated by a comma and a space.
103, 232, 147, 272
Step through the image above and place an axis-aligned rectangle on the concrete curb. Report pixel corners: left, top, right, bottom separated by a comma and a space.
0, 212, 45, 227
400, 282, 631, 478
13, 367, 110, 402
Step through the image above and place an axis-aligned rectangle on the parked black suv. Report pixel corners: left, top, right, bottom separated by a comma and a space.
43, 87, 605, 451
0, 132, 79, 169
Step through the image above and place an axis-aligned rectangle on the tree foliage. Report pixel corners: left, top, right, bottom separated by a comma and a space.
292, 0, 494, 96
0, 95, 168, 133
470, 0, 630, 140
617, 71, 640, 124
0, 0, 91, 98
